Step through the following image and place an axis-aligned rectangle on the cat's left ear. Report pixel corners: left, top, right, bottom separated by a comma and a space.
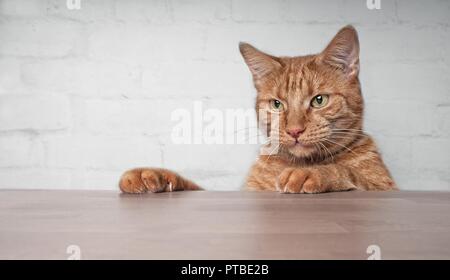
320, 25, 360, 78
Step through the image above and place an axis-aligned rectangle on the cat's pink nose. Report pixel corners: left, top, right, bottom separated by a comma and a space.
286, 127, 305, 139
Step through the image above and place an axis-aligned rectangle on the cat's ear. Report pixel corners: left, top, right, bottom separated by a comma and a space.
320, 25, 360, 77
239, 42, 282, 81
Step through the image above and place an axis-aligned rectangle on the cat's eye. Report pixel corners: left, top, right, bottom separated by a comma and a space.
310, 94, 329, 108
270, 99, 284, 111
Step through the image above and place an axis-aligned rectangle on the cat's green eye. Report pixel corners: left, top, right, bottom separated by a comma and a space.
311, 94, 329, 108
271, 99, 284, 111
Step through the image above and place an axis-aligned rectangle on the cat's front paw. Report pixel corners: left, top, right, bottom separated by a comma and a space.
277, 168, 324, 194
119, 168, 179, 194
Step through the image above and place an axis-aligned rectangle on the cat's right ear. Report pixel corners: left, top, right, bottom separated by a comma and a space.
239, 42, 282, 81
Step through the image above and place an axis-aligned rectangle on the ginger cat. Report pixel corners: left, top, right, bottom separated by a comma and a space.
119, 25, 396, 194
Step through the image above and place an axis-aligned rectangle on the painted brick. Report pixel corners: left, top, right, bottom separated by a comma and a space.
44, 135, 162, 169
0, 168, 71, 189
0, 135, 44, 167
21, 59, 142, 97
0, 19, 83, 57
0, 95, 71, 131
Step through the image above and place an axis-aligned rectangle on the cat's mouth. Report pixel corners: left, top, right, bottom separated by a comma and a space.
294, 141, 314, 148
283, 140, 316, 158
285, 139, 315, 149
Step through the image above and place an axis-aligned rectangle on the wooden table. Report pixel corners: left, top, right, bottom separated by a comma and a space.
0, 190, 449, 259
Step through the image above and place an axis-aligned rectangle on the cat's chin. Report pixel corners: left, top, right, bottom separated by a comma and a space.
285, 142, 316, 158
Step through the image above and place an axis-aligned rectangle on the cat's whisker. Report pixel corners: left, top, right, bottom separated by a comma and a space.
329, 135, 366, 142
231, 126, 260, 135
313, 143, 322, 160
330, 134, 367, 141
258, 139, 271, 146
263, 142, 280, 162
314, 142, 327, 162
308, 149, 313, 163
331, 128, 365, 133
237, 131, 267, 143
242, 134, 266, 143
331, 133, 365, 137
316, 141, 328, 161
323, 138, 358, 156
331, 132, 365, 136
330, 131, 367, 137
230, 127, 263, 142
318, 141, 335, 162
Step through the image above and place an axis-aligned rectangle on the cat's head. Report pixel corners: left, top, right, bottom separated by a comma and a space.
240, 25, 363, 160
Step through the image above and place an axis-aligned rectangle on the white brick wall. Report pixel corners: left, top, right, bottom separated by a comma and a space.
0, 0, 449, 191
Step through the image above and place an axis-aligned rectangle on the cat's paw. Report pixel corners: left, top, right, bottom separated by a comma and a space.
277, 168, 324, 194
119, 168, 179, 194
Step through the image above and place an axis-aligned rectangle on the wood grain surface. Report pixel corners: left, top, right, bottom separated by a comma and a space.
0, 190, 449, 259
